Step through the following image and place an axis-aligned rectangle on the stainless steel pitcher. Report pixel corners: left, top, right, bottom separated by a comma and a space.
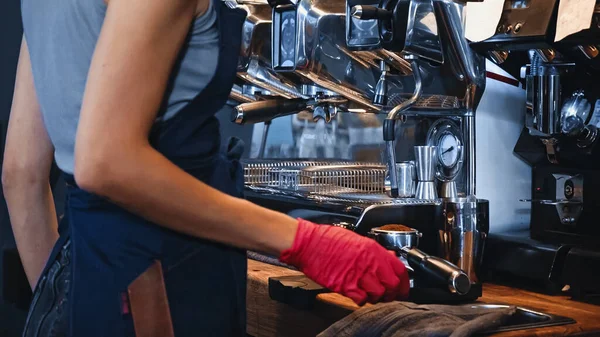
438, 197, 489, 284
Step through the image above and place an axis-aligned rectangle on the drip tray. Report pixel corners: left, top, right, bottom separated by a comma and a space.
475, 304, 576, 334
267, 275, 576, 334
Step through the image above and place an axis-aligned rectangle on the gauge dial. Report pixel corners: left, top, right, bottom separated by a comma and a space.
439, 133, 459, 167
426, 118, 464, 182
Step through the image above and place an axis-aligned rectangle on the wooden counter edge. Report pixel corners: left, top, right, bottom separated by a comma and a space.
247, 259, 600, 337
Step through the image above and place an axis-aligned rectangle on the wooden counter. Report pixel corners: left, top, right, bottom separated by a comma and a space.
247, 259, 600, 337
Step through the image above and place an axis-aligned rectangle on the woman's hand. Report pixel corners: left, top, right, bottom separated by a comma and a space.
280, 219, 410, 305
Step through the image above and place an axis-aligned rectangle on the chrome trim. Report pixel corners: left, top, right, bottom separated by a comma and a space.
238, 3, 273, 71
353, 200, 441, 230
229, 85, 256, 103
404, 0, 444, 64
233, 106, 247, 124
464, 115, 476, 195
238, 58, 307, 99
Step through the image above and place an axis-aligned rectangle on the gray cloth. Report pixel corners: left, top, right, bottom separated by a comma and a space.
21, 0, 219, 174
247, 251, 298, 270
318, 301, 517, 337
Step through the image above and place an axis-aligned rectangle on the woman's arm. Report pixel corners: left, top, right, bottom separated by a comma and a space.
74, 0, 298, 256
2, 38, 59, 288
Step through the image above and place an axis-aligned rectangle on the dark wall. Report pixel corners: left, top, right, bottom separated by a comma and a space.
0, 0, 24, 302
0, 0, 21, 122
0, 1, 30, 335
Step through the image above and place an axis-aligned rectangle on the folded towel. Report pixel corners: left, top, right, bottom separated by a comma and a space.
247, 251, 297, 270
318, 301, 517, 337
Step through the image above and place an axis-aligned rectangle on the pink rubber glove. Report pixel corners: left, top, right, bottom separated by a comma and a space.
280, 219, 410, 305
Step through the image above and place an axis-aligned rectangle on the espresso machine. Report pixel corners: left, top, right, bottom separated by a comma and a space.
469, 0, 600, 303
224, 0, 529, 303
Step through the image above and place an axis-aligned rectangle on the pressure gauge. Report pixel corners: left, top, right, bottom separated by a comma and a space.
426, 119, 464, 182
439, 133, 460, 167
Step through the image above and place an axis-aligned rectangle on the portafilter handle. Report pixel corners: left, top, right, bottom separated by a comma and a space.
232, 98, 308, 124
400, 246, 471, 295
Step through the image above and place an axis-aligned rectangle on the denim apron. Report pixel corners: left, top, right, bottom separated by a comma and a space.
22, 1, 248, 336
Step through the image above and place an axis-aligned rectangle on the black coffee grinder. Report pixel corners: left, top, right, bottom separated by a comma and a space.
470, 0, 600, 304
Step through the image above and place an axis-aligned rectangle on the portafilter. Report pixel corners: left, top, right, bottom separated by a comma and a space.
368, 225, 471, 295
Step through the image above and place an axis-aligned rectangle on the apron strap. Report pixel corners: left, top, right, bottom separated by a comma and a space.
127, 261, 175, 337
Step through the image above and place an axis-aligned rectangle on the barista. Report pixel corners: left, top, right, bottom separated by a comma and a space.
2, 0, 410, 336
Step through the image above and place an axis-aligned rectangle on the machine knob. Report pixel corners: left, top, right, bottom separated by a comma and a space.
564, 180, 574, 199
351, 5, 392, 21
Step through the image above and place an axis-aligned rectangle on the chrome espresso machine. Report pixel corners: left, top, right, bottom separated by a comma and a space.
469, 0, 600, 304
225, 0, 530, 303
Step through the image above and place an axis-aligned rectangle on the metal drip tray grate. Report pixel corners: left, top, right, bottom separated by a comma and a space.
297, 165, 387, 194
242, 160, 346, 186
242, 160, 387, 196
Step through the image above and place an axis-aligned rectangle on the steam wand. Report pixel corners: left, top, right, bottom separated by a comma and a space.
258, 120, 271, 158
384, 57, 423, 197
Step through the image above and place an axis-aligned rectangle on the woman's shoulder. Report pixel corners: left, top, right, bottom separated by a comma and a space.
190, 0, 218, 39
102, 0, 209, 16
194, 0, 211, 19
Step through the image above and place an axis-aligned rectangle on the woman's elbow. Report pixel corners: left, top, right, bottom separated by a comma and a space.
73, 148, 129, 196
73, 156, 111, 195
2, 161, 45, 195
1, 165, 20, 193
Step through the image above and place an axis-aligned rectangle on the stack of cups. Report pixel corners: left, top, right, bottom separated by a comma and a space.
414, 146, 437, 200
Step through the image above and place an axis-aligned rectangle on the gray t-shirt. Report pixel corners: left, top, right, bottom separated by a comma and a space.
21, 0, 220, 174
